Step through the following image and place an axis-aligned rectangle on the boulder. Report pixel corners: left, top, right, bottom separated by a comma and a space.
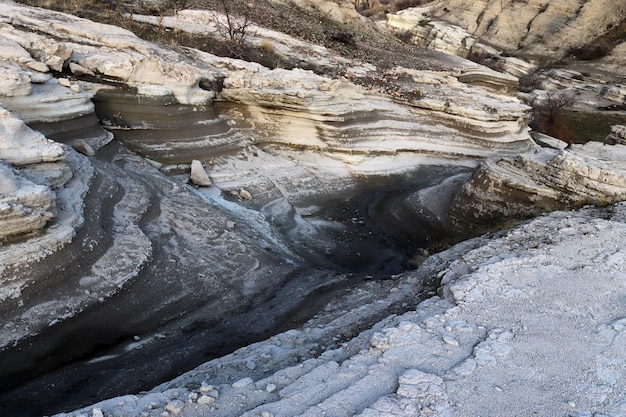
449, 143, 626, 225
73, 139, 95, 157
190, 159, 212, 187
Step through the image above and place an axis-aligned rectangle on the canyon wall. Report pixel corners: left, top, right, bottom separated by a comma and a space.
0, 0, 625, 415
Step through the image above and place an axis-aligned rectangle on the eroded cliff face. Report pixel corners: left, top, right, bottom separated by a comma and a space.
387, 0, 626, 61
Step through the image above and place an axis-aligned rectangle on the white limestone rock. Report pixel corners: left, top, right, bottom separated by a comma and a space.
189, 160, 212, 187
385, 7, 537, 78
0, 106, 64, 165
0, 162, 55, 240
0, 3, 221, 106
425, 0, 626, 60
449, 142, 626, 224
0, 62, 32, 98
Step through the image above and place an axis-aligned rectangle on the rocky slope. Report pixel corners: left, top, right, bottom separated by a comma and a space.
53, 203, 626, 417
385, 0, 626, 63
0, 0, 625, 416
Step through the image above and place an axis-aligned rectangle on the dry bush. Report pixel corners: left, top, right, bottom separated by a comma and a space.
529, 91, 578, 147
213, 0, 254, 58
567, 44, 610, 61
467, 50, 506, 72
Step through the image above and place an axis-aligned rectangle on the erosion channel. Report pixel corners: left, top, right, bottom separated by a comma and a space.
0, 90, 477, 417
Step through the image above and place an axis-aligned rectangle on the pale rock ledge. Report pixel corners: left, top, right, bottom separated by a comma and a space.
449, 142, 626, 224
0, 106, 64, 165
0, 2, 221, 106
0, 162, 54, 242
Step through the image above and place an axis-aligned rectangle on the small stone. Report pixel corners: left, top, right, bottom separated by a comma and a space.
208, 389, 219, 398
197, 395, 215, 406
58, 78, 72, 87
190, 160, 212, 187
239, 189, 253, 200
73, 139, 95, 156
261, 412, 273, 417
69, 62, 95, 76
165, 400, 184, 415
45, 55, 65, 72
26, 60, 49, 73
266, 383, 277, 393
232, 377, 253, 388
70, 84, 81, 93
226, 221, 236, 230
246, 359, 256, 370
188, 392, 198, 401
442, 335, 459, 346
199, 382, 212, 393
91, 408, 104, 417
146, 158, 163, 169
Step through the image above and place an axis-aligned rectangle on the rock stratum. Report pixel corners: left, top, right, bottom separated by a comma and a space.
0, 0, 625, 416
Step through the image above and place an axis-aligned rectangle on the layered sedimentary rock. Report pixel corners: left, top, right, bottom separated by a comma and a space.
0, 1, 625, 416
384, 0, 626, 83
0, 106, 64, 165
51, 202, 626, 417
424, 0, 625, 60
0, 163, 54, 241
449, 141, 626, 224
385, 7, 536, 78
0, 2, 219, 106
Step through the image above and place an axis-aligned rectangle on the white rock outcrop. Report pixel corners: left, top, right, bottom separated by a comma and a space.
0, 162, 54, 241
425, 0, 626, 60
0, 3, 221, 106
0, 106, 64, 165
449, 142, 626, 224
385, 7, 536, 78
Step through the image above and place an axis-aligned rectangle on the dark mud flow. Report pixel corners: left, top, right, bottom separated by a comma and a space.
0, 96, 476, 417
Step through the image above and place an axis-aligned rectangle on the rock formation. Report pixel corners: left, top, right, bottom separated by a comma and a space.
449, 141, 626, 225
49, 202, 626, 417
389, 0, 626, 61
0, 0, 625, 416
605, 125, 626, 145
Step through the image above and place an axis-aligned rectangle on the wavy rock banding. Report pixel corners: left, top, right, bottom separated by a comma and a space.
0, 1, 625, 416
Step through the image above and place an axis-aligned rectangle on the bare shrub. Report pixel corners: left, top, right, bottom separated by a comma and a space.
519, 73, 544, 93
213, 0, 255, 58
529, 91, 578, 147
467, 50, 506, 72
393, 0, 430, 10
568, 44, 610, 61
